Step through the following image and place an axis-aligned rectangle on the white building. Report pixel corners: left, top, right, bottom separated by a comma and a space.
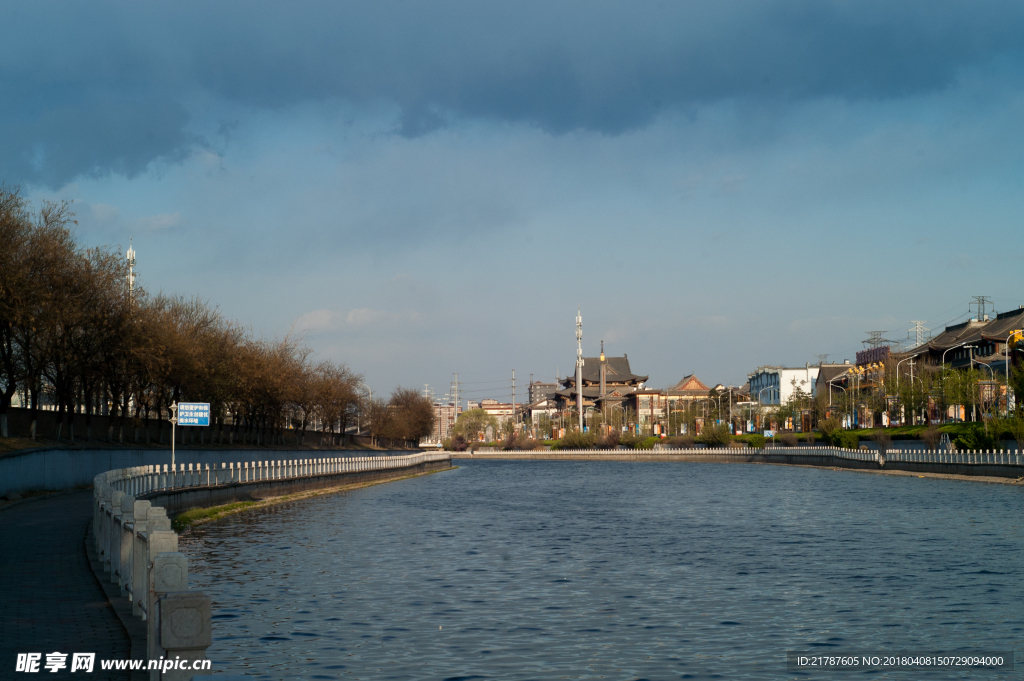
747, 365, 820, 405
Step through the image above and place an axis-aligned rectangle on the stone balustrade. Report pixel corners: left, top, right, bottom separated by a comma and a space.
92, 451, 451, 679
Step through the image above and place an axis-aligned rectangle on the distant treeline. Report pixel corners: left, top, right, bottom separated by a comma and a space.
0, 186, 433, 445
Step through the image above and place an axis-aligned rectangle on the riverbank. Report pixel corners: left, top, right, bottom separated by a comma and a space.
453, 446, 1024, 482
752, 460, 1024, 486
173, 465, 456, 532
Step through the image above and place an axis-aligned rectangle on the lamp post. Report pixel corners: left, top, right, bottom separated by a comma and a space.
757, 386, 772, 433
1006, 331, 1023, 416
169, 401, 178, 468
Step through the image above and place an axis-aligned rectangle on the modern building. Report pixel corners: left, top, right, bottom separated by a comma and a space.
528, 381, 558, 405
476, 399, 516, 428
429, 401, 461, 443
748, 365, 820, 405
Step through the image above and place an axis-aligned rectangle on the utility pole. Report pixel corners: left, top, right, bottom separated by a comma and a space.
576, 307, 584, 432
511, 369, 516, 433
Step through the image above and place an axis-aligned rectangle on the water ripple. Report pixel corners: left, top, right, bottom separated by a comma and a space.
180, 460, 1024, 680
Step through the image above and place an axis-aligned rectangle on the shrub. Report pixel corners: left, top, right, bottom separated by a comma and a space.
633, 436, 661, 450
748, 434, 766, 449
805, 431, 816, 445
779, 433, 798, 447
818, 417, 841, 440
448, 435, 468, 451
597, 429, 621, 449
922, 425, 942, 450
698, 423, 732, 447
664, 434, 695, 448
503, 431, 542, 450
554, 430, 596, 450
833, 431, 860, 450
619, 434, 644, 449
953, 425, 999, 451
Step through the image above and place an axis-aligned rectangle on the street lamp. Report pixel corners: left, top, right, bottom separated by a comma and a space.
1005, 330, 1023, 416
757, 386, 773, 432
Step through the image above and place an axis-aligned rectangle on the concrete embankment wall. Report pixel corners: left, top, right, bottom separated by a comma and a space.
0, 448, 419, 497
456, 448, 1024, 479
142, 458, 453, 514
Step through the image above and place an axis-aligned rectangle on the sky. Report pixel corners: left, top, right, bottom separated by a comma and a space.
5, 1, 1024, 402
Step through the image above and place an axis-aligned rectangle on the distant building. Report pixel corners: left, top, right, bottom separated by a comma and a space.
623, 389, 667, 428
554, 343, 647, 413
916, 306, 1024, 375
478, 399, 515, 428
748, 365, 820, 405
528, 381, 558, 405
666, 374, 711, 409
856, 346, 891, 366
429, 402, 461, 443
814, 362, 853, 402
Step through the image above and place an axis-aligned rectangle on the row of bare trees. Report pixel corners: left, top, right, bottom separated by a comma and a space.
0, 186, 433, 447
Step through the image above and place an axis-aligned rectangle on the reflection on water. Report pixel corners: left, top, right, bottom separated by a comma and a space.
179, 460, 1024, 679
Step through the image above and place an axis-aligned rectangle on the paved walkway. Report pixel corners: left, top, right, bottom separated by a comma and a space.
0, 490, 131, 675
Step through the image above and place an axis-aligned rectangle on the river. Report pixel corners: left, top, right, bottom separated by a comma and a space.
180, 459, 1023, 679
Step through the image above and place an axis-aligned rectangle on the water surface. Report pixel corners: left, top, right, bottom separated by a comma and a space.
180, 460, 1024, 679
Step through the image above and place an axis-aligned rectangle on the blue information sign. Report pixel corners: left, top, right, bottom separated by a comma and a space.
178, 402, 210, 426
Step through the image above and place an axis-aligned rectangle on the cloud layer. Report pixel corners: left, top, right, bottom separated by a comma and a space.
5, 1, 1024, 186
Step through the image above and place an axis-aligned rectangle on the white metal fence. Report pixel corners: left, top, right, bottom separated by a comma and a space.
464, 446, 1024, 467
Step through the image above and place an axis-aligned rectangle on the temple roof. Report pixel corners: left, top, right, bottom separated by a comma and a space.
668, 374, 710, 395
560, 354, 647, 387
920, 307, 1024, 353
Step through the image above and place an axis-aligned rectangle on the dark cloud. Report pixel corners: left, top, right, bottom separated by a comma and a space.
3, 0, 1023, 186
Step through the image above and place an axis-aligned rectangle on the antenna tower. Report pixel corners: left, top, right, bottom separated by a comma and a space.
126, 238, 136, 303
909, 321, 930, 347
576, 308, 584, 432
862, 331, 894, 349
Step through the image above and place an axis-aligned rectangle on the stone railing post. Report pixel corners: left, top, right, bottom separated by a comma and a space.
146, 529, 178, 662
150, 552, 213, 680
119, 495, 136, 596
158, 590, 213, 680
108, 490, 125, 577
130, 499, 152, 614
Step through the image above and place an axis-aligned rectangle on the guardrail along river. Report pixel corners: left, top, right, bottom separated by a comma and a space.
180, 459, 1023, 679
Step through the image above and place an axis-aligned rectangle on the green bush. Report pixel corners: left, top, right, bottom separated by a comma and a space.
635, 436, 661, 449
697, 423, 732, 447
553, 430, 596, 450
619, 434, 644, 449
953, 425, 999, 450
831, 431, 860, 449
747, 434, 766, 449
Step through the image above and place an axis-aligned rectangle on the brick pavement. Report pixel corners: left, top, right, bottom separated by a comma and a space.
0, 490, 131, 677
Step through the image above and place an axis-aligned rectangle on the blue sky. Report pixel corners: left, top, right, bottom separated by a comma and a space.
5, 1, 1024, 401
